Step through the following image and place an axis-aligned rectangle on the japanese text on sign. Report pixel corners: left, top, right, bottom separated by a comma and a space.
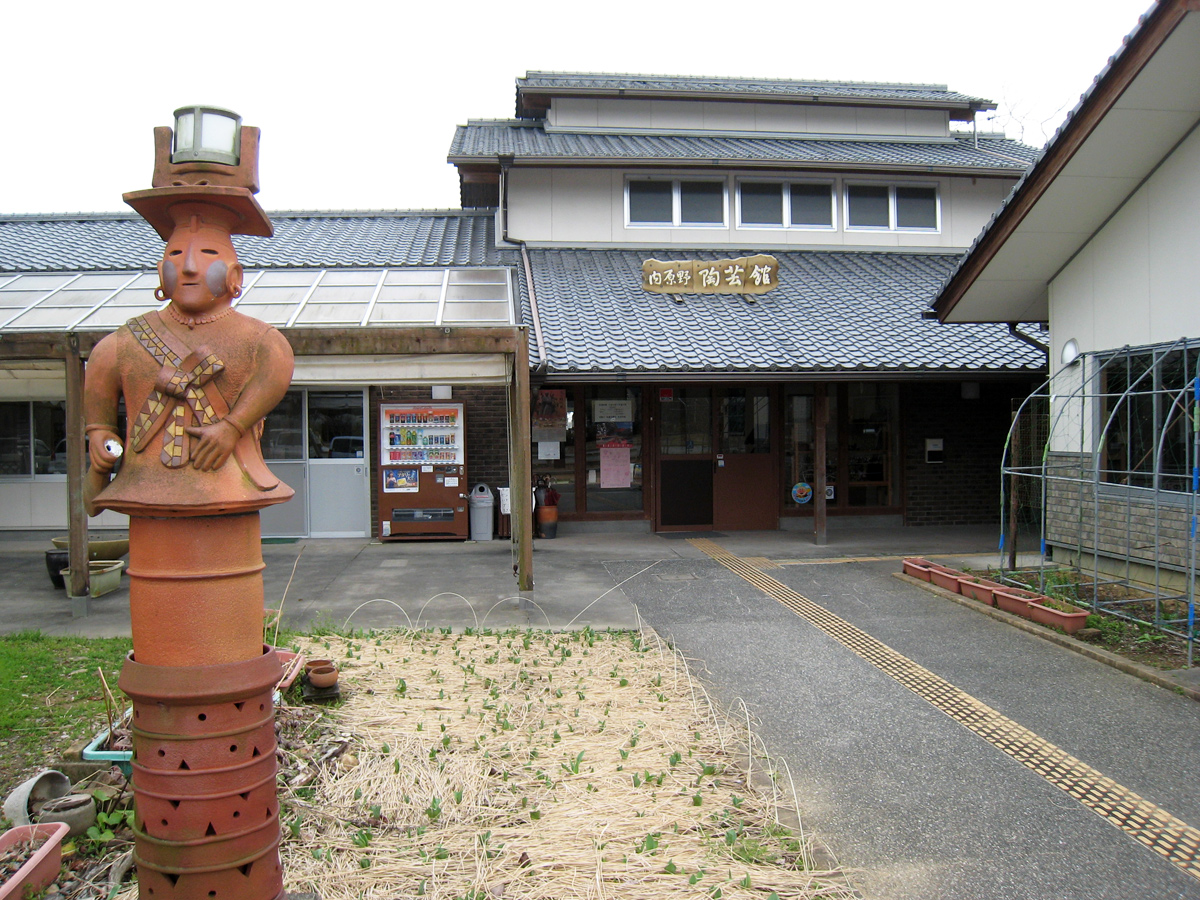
642, 255, 778, 295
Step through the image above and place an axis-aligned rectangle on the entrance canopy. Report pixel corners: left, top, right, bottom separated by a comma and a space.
0, 266, 516, 332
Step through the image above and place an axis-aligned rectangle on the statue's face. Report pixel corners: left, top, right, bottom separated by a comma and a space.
159, 225, 241, 314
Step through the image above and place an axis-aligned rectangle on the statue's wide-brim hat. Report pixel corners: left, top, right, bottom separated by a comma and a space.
123, 185, 273, 241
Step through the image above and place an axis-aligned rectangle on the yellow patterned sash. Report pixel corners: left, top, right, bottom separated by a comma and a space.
127, 315, 229, 468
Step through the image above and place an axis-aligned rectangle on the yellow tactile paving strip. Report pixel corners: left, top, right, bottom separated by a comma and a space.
689, 537, 1200, 882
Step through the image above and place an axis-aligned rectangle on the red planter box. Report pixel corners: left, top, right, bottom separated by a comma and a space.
993, 587, 1040, 618
957, 577, 1005, 605
929, 567, 964, 592
1029, 602, 1090, 634
901, 558, 933, 581
0, 822, 69, 900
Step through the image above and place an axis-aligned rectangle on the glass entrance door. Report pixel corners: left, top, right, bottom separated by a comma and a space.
260, 389, 370, 538
657, 388, 713, 529
307, 390, 369, 538
713, 387, 777, 530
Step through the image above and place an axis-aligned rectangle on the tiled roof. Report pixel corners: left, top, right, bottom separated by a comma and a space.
516, 72, 995, 110
0, 210, 519, 272
526, 249, 1045, 375
450, 122, 1036, 172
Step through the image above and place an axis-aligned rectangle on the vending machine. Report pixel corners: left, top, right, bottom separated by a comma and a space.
378, 402, 468, 540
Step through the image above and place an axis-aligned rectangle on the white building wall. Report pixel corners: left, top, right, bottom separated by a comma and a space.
548, 98, 949, 137
1046, 125, 1200, 454
507, 167, 1018, 249
1049, 124, 1200, 365
0, 479, 128, 531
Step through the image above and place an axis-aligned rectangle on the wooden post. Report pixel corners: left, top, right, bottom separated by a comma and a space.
64, 338, 89, 600
814, 384, 828, 546
510, 331, 534, 590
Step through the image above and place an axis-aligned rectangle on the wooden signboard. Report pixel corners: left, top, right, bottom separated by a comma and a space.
641, 254, 779, 295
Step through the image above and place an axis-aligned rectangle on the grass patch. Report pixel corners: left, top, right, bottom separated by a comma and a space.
0, 630, 132, 790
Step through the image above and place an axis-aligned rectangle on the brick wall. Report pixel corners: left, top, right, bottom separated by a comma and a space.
1045, 451, 1194, 571
901, 380, 1034, 526
368, 386, 511, 536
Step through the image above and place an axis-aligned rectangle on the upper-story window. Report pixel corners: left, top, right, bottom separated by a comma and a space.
627, 179, 726, 227
738, 181, 835, 229
845, 183, 939, 231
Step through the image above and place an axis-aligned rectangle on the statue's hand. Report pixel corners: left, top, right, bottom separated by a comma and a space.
184, 419, 241, 471
88, 430, 124, 474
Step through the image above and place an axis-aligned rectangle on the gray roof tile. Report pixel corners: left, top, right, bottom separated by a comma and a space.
516, 72, 995, 110
0, 210, 519, 272
450, 122, 1036, 172
526, 249, 1044, 375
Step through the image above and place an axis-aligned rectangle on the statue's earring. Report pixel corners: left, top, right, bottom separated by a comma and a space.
154, 287, 166, 301
232, 285, 242, 299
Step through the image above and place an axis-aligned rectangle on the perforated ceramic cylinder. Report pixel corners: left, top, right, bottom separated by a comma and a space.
119, 648, 283, 900
126, 514, 266, 666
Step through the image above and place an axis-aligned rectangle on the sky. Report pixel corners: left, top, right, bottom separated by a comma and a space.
2, 0, 1155, 216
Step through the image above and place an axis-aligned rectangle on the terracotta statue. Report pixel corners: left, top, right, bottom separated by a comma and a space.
94, 113, 291, 900
84, 204, 293, 516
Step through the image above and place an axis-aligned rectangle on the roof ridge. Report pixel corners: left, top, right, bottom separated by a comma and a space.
0, 208, 493, 224
519, 71, 954, 92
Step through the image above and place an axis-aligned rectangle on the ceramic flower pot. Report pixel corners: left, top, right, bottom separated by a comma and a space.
50, 537, 130, 560
307, 665, 338, 689
38, 794, 96, 837
536, 505, 558, 539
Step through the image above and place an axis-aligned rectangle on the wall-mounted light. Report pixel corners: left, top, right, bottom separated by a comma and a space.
171, 106, 241, 166
1060, 338, 1081, 367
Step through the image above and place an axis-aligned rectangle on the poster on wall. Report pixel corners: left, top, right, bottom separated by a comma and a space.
593, 399, 632, 423
599, 439, 633, 489
532, 389, 568, 442
538, 441, 561, 460
383, 468, 419, 493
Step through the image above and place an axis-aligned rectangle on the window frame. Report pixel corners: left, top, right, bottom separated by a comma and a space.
735, 179, 837, 231
0, 400, 68, 481
843, 181, 940, 233
625, 177, 728, 229
1096, 345, 1198, 497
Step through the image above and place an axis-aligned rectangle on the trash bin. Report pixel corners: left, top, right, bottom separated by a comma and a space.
468, 484, 494, 541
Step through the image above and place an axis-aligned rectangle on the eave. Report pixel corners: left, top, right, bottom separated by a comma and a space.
934, 0, 1200, 324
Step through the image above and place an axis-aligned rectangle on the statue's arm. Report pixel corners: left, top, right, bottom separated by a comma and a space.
186, 329, 294, 472
84, 335, 124, 473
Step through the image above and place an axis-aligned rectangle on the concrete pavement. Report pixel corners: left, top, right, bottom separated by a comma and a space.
4, 523, 1200, 898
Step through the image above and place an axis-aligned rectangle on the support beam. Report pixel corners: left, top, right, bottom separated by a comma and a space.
64, 339, 89, 600
282, 327, 521, 357
510, 331, 534, 590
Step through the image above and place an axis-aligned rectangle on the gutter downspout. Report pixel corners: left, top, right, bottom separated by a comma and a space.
520, 243, 548, 374
1008, 322, 1048, 355
499, 157, 548, 373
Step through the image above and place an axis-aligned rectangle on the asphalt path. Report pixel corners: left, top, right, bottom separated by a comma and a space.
617, 553, 1200, 900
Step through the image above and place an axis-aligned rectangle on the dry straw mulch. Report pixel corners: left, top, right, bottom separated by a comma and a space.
279, 628, 855, 900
